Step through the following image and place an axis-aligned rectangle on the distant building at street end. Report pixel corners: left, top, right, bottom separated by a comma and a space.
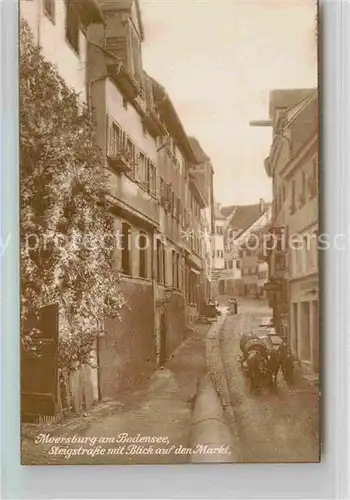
211, 202, 230, 297
210, 200, 272, 299
222, 202, 272, 298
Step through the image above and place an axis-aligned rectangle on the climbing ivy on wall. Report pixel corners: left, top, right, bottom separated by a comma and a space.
20, 19, 124, 383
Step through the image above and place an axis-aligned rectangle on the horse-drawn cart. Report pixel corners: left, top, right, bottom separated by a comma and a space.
239, 332, 269, 367
239, 330, 291, 388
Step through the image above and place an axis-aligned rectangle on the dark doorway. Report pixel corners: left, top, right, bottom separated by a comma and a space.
159, 311, 167, 367
21, 303, 59, 421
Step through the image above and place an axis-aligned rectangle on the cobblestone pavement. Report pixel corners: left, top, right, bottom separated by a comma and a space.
21, 324, 210, 465
218, 299, 320, 463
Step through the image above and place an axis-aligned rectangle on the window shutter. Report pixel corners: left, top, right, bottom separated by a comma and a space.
107, 115, 114, 157
172, 192, 176, 218
126, 22, 134, 75
160, 178, 165, 204
178, 200, 182, 224
118, 130, 124, 152
135, 151, 142, 182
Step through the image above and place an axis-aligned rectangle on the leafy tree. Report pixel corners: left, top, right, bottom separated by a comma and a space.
20, 19, 124, 383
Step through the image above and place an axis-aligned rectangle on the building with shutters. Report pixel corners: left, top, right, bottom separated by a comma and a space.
21, 0, 214, 400
86, 1, 159, 397
149, 79, 209, 361
85, 0, 213, 395
262, 89, 318, 375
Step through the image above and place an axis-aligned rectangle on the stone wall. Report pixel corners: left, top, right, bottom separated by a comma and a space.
165, 291, 187, 356
99, 278, 156, 398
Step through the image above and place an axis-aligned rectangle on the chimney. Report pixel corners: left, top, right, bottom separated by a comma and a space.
259, 198, 265, 214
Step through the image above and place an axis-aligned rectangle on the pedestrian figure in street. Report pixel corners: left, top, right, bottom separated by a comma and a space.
279, 341, 294, 383
228, 296, 235, 315
233, 297, 238, 315
265, 348, 280, 389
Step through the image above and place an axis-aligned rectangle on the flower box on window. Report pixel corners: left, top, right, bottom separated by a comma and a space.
107, 148, 136, 173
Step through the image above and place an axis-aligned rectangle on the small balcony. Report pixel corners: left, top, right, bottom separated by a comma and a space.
107, 62, 143, 101
107, 148, 135, 173
142, 106, 167, 137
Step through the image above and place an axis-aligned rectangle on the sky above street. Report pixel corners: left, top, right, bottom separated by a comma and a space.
140, 0, 317, 205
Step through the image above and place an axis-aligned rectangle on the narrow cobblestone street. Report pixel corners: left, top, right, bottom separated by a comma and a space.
21, 324, 211, 465
21, 298, 320, 465
218, 297, 320, 463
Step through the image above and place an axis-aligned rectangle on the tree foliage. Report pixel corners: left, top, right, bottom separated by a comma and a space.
20, 19, 124, 382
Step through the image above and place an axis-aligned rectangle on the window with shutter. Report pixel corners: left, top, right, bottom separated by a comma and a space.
107, 115, 113, 157
145, 160, 150, 192
150, 163, 156, 195
112, 122, 121, 155
166, 184, 172, 212
160, 177, 165, 204
65, 0, 80, 54
126, 23, 135, 75
139, 153, 146, 184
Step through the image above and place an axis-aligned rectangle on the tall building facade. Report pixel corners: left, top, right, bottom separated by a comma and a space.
21, 0, 215, 402
20, 0, 105, 411
264, 89, 318, 374
211, 203, 229, 296
188, 137, 215, 307
87, 0, 214, 395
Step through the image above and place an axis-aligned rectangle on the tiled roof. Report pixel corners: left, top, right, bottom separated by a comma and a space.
220, 205, 235, 218
188, 137, 210, 163
229, 204, 261, 232
269, 89, 315, 119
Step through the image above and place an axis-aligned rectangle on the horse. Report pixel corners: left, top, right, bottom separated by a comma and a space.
278, 342, 294, 382
246, 349, 263, 391
239, 332, 259, 367
265, 348, 280, 387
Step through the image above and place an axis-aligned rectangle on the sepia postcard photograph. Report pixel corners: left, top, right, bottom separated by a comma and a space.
20, 0, 319, 465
